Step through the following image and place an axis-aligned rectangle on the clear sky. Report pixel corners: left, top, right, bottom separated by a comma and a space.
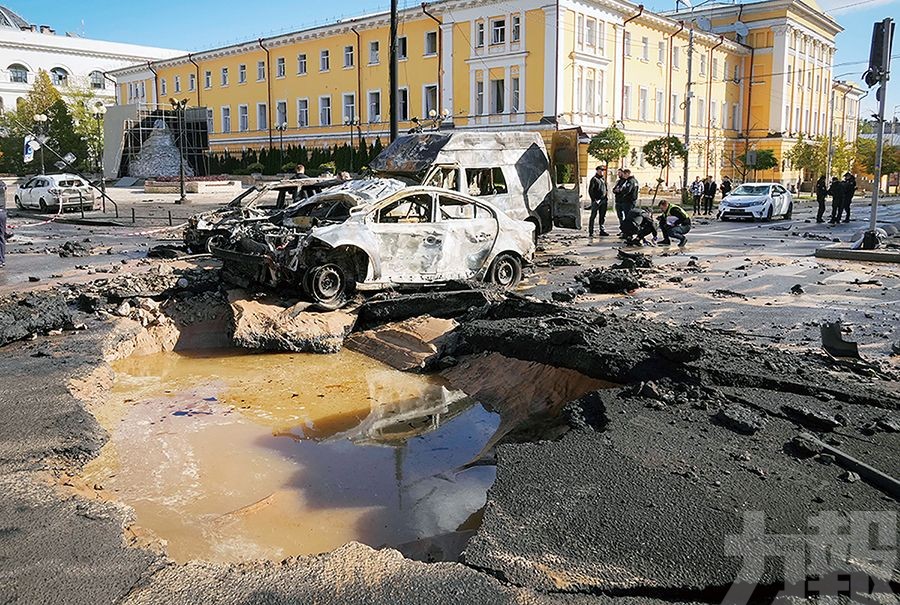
6, 0, 898, 120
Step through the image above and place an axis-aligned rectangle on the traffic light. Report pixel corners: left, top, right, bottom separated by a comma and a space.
865, 20, 894, 87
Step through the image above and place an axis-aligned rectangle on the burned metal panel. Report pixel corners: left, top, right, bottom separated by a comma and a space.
370, 134, 453, 178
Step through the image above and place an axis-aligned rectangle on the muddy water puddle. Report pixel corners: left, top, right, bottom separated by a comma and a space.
81, 349, 498, 564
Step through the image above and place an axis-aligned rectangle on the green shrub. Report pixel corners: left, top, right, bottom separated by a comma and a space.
246, 162, 265, 174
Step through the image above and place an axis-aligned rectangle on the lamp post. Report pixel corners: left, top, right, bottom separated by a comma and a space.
32, 113, 47, 174
275, 122, 288, 170
91, 103, 107, 213
344, 116, 359, 172
170, 97, 188, 204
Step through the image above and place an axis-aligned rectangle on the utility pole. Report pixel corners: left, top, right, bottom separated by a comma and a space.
867, 17, 893, 240
681, 28, 694, 203
825, 86, 837, 178
389, 0, 399, 142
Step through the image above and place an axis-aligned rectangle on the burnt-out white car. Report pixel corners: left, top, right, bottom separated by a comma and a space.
287, 186, 535, 309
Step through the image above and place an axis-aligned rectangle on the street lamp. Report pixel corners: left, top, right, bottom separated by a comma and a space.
343, 116, 359, 172
32, 113, 48, 174
170, 97, 188, 204
275, 122, 288, 170
91, 103, 107, 213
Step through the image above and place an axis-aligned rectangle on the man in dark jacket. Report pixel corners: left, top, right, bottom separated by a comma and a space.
657, 199, 691, 247
588, 165, 609, 238
828, 176, 843, 224
840, 173, 856, 223
720, 175, 732, 199
701, 175, 718, 215
815, 175, 827, 223
613, 168, 639, 234
622, 207, 657, 246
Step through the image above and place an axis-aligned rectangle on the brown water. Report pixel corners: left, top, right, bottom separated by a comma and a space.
82, 349, 498, 564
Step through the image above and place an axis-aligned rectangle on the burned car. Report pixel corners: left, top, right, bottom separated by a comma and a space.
212, 182, 535, 309
183, 177, 340, 252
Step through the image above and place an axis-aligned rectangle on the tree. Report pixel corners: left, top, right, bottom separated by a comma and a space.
738, 148, 778, 180
66, 84, 105, 171
855, 138, 900, 192
588, 126, 629, 167
642, 136, 687, 203
47, 99, 89, 170
785, 135, 823, 181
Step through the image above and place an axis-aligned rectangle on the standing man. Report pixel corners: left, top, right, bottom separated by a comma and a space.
815, 175, 827, 223
657, 199, 691, 247
612, 168, 630, 234
702, 175, 718, 215
720, 175, 732, 199
828, 176, 843, 224
690, 176, 703, 215
588, 165, 609, 238
841, 172, 856, 223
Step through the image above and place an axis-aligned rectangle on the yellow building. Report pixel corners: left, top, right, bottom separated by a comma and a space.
107, 0, 863, 188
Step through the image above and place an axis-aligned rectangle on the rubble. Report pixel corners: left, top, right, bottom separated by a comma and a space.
576, 268, 644, 294
229, 291, 357, 354
58, 240, 92, 258
345, 316, 459, 372
357, 289, 500, 329
0, 291, 73, 346
713, 404, 767, 434
612, 249, 653, 270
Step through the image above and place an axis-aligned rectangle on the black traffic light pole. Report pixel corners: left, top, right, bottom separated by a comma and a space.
866, 17, 893, 242
389, 0, 399, 143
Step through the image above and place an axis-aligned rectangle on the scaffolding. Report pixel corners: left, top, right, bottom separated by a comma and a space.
114, 103, 211, 178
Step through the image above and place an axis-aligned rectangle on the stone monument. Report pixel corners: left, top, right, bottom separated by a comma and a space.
128, 120, 195, 178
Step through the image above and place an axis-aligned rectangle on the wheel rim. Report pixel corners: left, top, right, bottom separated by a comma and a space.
313, 266, 343, 300
495, 259, 516, 287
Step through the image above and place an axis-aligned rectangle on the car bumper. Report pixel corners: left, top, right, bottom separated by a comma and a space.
719, 205, 767, 218
54, 196, 95, 209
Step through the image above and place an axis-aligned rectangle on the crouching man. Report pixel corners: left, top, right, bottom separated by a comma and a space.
657, 200, 691, 248
622, 207, 658, 247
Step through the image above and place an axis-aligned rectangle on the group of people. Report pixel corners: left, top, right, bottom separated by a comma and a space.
814, 173, 857, 224
689, 175, 732, 215
588, 166, 691, 248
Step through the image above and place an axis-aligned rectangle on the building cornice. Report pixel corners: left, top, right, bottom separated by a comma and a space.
0, 38, 171, 63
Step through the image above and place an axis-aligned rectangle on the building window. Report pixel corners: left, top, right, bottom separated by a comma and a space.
656, 90, 664, 122
160, 78, 167, 95
257, 103, 268, 131
175, 75, 182, 93
671, 93, 680, 124
585, 69, 595, 115
276, 100, 287, 127
641, 37, 649, 61
239, 105, 249, 132
139, 81, 144, 99
624, 32, 631, 57
221, 67, 229, 86
490, 78, 504, 113
697, 98, 705, 126
475, 22, 485, 47
699, 54, 707, 76
585, 18, 596, 48
711, 100, 718, 125
398, 37, 408, 60
369, 41, 380, 65
342, 93, 356, 122
207, 108, 214, 134
297, 54, 307, 75
639, 87, 648, 121
320, 50, 330, 72
204, 71, 211, 89
623, 85, 632, 120
658, 41, 665, 64
787, 64, 792, 83
712, 58, 718, 79
8, 63, 27, 84
475, 79, 484, 115
491, 19, 505, 45
577, 15, 584, 46
424, 84, 438, 116
276, 57, 286, 78
90, 70, 105, 90
188, 74, 195, 91
368, 90, 381, 122
511, 76, 520, 113
297, 99, 309, 127
257, 61, 266, 81
344, 46, 354, 68
239, 64, 247, 83
221, 106, 231, 133
319, 96, 332, 126
732, 103, 739, 130
424, 31, 438, 56
512, 15, 521, 42
575, 68, 583, 113
398, 88, 409, 120
51, 67, 68, 87
673, 46, 680, 69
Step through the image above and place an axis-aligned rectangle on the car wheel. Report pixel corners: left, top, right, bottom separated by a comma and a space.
720, 214, 730, 221
306, 263, 352, 310
39, 198, 48, 212
14, 196, 22, 209
764, 205, 773, 222
206, 234, 225, 253
487, 253, 523, 289
784, 202, 793, 220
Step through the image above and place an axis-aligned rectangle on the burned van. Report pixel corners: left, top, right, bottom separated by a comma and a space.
369, 130, 582, 236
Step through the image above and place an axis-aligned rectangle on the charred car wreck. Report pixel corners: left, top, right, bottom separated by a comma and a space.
210, 179, 536, 308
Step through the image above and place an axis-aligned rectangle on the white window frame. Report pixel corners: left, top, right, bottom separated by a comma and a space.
491, 18, 506, 45
276, 57, 286, 78
475, 79, 485, 115
207, 108, 214, 134
188, 74, 195, 91
511, 76, 520, 113
512, 15, 521, 42
623, 85, 632, 120
658, 41, 666, 64
475, 21, 485, 48
221, 106, 231, 133
297, 98, 309, 127
257, 60, 266, 81
238, 104, 249, 132
239, 64, 247, 83
424, 31, 438, 57
160, 78, 167, 95
398, 87, 409, 120
276, 99, 288, 127
367, 90, 382, 123
423, 83, 438, 118
203, 71, 211, 89
490, 77, 505, 114
398, 36, 408, 60
624, 32, 631, 57
342, 92, 356, 123
641, 36, 649, 61
319, 95, 332, 126
256, 102, 268, 131
344, 46, 354, 69
638, 86, 648, 121
655, 90, 664, 123
221, 67, 229, 87
297, 54, 307, 75
369, 41, 380, 65
320, 50, 330, 72
673, 46, 680, 69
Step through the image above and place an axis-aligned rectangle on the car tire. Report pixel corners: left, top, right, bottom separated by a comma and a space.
764, 205, 773, 222
206, 234, 225, 253
487, 253, 523, 289
39, 198, 48, 212
14, 196, 22, 209
784, 202, 793, 220
305, 263, 353, 311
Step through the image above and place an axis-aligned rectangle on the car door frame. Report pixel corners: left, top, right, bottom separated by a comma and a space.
434, 191, 501, 280
19, 177, 36, 207
772, 184, 788, 216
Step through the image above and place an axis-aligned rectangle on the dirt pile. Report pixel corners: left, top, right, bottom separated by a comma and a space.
346, 315, 459, 371
0, 291, 73, 346
576, 268, 645, 294
58, 240, 93, 258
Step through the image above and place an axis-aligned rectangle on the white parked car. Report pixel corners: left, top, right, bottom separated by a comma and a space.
14, 174, 95, 212
718, 182, 793, 221
286, 186, 536, 309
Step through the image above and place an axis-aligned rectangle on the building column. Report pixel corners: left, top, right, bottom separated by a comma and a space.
770, 25, 790, 135
542, 4, 558, 121
441, 22, 454, 125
